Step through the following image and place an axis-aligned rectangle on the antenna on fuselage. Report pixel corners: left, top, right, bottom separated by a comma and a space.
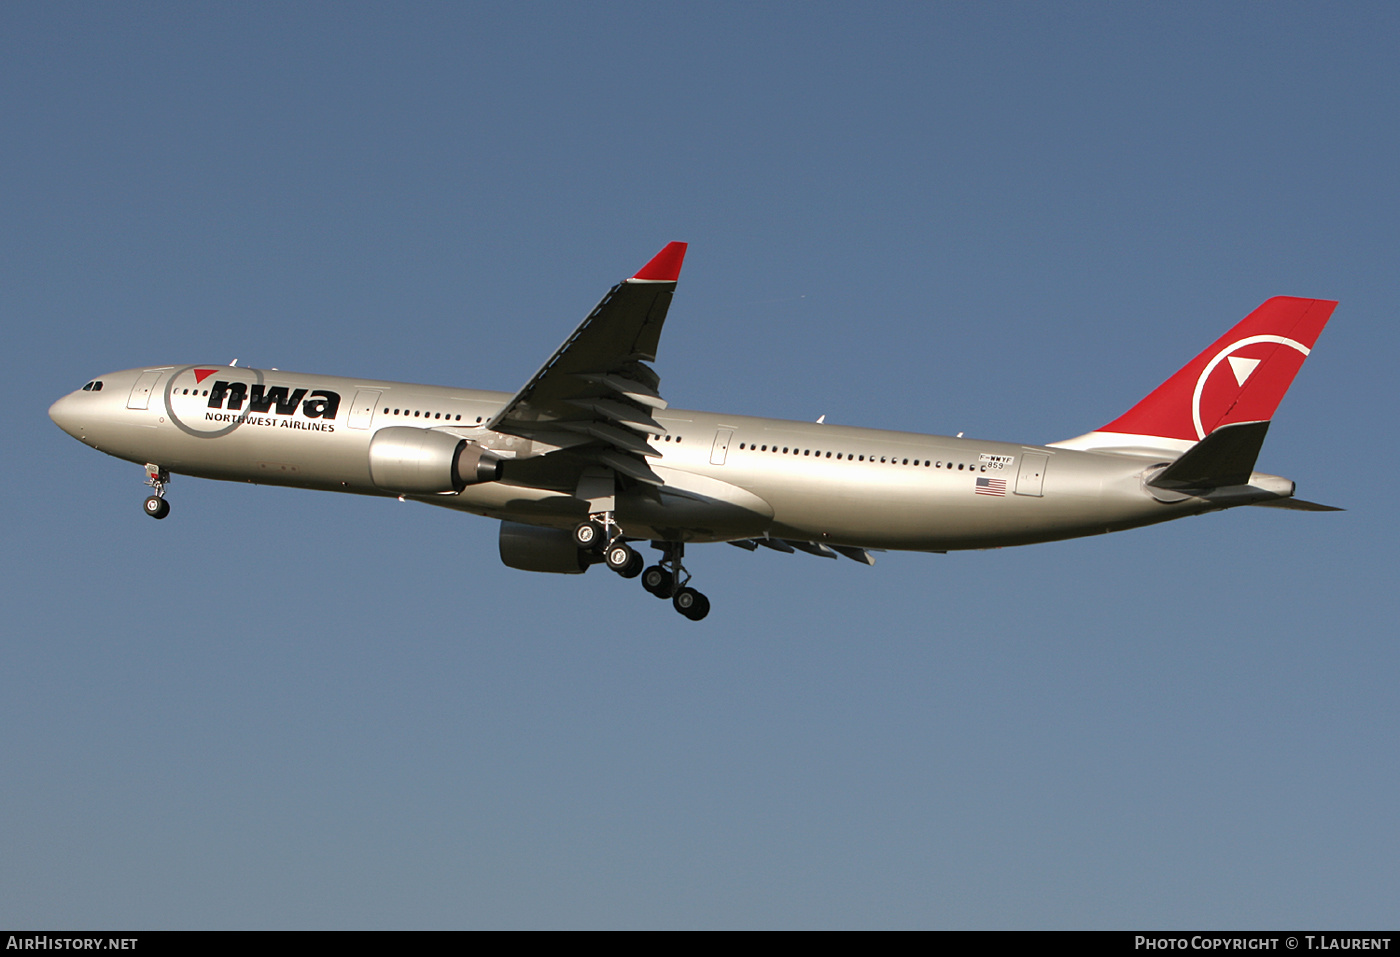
816, 415, 825, 424
230, 359, 238, 367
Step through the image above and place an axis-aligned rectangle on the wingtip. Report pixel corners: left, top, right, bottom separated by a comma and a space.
631, 241, 688, 282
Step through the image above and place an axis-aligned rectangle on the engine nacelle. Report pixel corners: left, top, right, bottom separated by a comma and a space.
499, 521, 590, 574
368, 426, 502, 494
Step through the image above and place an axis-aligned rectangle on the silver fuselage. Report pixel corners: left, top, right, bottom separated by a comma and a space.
49, 364, 1290, 551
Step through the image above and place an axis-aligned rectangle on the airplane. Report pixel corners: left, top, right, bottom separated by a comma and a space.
48, 242, 1339, 620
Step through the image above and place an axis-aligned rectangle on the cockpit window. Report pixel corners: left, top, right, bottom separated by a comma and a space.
81, 381, 103, 391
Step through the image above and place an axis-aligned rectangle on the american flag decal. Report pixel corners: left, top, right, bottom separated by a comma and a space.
975, 476, 1007, 497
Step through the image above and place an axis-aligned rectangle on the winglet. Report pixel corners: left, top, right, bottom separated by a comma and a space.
630, 242, 688, 283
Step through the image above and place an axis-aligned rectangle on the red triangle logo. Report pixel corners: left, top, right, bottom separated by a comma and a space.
194, 368, 219, 384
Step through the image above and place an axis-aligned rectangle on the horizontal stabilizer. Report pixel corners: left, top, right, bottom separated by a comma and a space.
1252, 497, 1345, 512
1148, 420, 1269, 491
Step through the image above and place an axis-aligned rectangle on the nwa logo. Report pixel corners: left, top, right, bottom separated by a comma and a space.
206, 381, 341, 419
165, 366, 341, 439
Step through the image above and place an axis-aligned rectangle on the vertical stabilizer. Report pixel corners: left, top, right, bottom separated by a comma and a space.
1051, 296, 1336, 455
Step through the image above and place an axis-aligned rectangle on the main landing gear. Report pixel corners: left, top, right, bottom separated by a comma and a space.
142, 464, 170, 520
642, 542, 710, 621
574, 517, 710, 620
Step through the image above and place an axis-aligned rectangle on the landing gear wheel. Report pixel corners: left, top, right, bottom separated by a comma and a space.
672, 587, 710, 621
605, 542, 636, 573
620, 550, 645, 579
143, 495, 169, 519
642, 565, 674, 598
574, 520, 605, 550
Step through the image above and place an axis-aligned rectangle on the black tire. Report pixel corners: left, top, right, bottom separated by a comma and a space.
605, 542, 634, 572
642, 565, 674, 598
687, 592, 711, 621
144, 496, 168, 519
620, 550, 645, 579
673, 587, 710, 620
573, 520, 604, 549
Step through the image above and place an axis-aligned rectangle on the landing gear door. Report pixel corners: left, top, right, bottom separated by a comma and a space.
127, 372, 162, 410
709, 428, 734, 466
1015, 451, 1049, 497
348, 390, 381, 430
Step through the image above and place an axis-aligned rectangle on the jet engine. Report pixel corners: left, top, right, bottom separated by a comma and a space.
368, 426, 502, 494
499, 521, 591, 574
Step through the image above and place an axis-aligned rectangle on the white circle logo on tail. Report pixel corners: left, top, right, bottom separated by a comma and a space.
1191, 335, 1309, 439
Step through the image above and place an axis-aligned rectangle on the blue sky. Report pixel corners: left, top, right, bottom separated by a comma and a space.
4, 2, 1397, 928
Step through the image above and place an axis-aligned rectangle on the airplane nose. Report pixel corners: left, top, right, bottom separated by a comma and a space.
49, 393, 83, 439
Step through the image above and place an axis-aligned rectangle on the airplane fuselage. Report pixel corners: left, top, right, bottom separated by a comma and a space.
49, 363, 1265, 553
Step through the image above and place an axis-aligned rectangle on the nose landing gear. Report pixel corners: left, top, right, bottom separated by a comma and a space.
143, 464, 170, 519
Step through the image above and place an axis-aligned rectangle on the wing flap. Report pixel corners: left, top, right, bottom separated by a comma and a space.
556, 420, 661, 457
564, 397, 666, 435
786, 540, 838, 559
589, 449, 664, 486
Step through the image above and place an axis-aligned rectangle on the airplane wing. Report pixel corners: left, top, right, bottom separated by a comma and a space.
486, 242, 687, 486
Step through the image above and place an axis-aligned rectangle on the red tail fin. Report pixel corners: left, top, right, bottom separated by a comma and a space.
1099, 296, 1336, 443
